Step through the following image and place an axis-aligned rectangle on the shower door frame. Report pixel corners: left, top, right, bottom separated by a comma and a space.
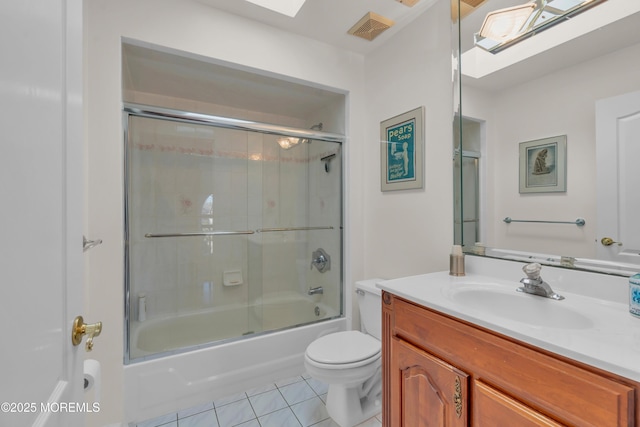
122, 103, 346, 363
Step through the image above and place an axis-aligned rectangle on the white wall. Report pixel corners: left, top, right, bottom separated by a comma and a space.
462, 42, 640, 257
363, 0, 454, 279
84, 0, 453, 424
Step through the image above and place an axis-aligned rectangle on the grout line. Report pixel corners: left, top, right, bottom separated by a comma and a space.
273, 385, 304, 427
244, 392, 260, 426
213, 404, 222, 427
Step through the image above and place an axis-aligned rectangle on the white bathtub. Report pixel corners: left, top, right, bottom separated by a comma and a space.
130, 292, 334, 358
124, 292, 345, 423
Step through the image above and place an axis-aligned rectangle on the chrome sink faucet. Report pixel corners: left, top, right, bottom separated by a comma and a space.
517, 263, 564, 300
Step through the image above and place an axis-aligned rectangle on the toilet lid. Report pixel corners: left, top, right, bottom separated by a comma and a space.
306, 331, 380, 365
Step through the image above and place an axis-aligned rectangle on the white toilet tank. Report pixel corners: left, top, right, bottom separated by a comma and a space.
355, 279, 384, 340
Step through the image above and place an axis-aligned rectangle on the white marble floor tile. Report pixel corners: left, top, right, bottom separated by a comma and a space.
245, 382, 276, 397
213, 391, 247, 408
235, 420, 260, 427
257, 407, 303, 427
137, 413, 177, 427
279, 380, 317, 405
248, 389, 288, 417
308, 419, 340, 427
177, 409, 219, 427
290, 396, 330, 427
178, 402, 214, 419
305, 377, 329, 396
355, 415, 383, 427
215, 399, 255, 427
275, 375, 305, 388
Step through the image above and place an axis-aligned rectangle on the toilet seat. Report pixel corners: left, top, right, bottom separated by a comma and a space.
306, 331, 381, 369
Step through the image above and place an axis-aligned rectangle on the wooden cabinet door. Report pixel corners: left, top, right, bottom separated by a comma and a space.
473, 381, 565, 427
389, 337, 468, 427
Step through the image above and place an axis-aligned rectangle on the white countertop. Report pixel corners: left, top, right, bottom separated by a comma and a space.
378, 258, 640, 382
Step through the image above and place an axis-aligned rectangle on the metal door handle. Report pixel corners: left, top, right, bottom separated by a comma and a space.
72, 316, 102, 352
601, 237, 622, 247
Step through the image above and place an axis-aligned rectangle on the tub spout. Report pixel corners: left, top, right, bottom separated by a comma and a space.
308, 286, 324, 295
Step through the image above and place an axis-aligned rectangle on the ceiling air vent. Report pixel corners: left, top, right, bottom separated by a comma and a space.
348, 12, 395, 41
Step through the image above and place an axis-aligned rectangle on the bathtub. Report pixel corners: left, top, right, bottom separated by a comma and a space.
130, 292, 334, 358
124, 292, 345, 423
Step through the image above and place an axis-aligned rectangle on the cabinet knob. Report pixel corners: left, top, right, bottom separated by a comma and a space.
383, 292, 392, 305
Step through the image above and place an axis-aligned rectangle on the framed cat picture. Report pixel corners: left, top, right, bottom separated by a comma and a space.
519, 135, 567, 193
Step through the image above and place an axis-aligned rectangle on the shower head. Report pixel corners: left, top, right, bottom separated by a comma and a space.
277, 122, 323, 150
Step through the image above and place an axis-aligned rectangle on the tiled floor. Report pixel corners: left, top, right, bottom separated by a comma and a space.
134, 374, 382, 427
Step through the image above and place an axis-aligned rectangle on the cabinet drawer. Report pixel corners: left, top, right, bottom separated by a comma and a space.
390, 296, 635, 427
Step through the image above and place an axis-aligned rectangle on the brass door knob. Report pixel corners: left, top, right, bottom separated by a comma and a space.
600, 237, 622, 247
72, 315, 102, 351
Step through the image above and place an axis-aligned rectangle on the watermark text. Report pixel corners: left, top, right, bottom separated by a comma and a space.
1, 401, 100, 413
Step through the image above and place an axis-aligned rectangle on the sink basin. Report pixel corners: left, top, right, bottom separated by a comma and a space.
446, 284, 594, 330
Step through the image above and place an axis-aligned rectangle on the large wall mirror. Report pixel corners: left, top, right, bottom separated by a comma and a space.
454, 0, 640, 275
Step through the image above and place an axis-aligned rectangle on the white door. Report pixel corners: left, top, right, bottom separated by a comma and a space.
0, 1, 86, 427
596, 90, 640, 265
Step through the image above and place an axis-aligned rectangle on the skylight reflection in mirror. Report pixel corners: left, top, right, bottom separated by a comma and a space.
474, 0, 606, 53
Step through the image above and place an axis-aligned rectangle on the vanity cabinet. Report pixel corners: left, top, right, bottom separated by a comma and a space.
382, 292, 640, 427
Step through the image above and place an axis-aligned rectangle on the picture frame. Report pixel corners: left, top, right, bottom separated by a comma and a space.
519, 135, 567, 193
380, 106, 424, 192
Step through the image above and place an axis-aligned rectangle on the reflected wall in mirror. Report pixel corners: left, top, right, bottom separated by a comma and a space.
454, 0, 640, 275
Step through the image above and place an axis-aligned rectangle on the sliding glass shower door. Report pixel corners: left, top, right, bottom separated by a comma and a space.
124, 107, 343, 362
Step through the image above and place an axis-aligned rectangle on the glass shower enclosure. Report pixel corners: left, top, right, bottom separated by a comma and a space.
124, 104, 344, 362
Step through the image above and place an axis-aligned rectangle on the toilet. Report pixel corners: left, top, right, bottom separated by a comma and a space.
304, 279, 383, 427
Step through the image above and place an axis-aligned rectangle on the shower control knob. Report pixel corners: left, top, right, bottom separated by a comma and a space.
310, 248, 331, 273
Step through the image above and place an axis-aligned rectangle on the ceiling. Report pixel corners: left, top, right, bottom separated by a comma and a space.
194, 0, 440, 54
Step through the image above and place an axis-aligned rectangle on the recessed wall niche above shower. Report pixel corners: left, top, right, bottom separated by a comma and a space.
122, 42, 346, 362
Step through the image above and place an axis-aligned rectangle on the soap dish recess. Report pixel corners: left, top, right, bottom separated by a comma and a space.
223, 270, 243, 287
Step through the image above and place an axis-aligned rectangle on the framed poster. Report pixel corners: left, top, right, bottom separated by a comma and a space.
380, 106, 424, 191
519, 135, 567, 193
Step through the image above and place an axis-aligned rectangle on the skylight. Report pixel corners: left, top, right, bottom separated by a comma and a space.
245, 0, 307, 17
474, 0, 605, 53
